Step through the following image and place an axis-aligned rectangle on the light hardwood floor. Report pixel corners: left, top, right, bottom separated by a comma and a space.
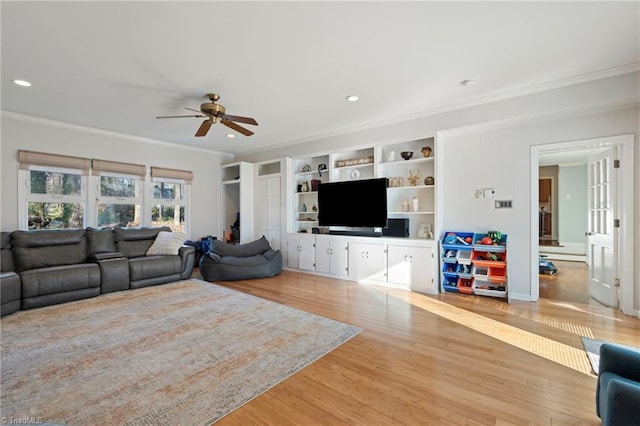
193, 269, 640, 425
539, 260, 594, 305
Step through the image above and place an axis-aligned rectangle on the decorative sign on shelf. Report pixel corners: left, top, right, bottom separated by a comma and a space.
335, 155, 374, 168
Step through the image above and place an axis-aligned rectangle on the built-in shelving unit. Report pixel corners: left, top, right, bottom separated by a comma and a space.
378, 137, 435, 239
220, 161, 254, 244
292, 155, 329, 233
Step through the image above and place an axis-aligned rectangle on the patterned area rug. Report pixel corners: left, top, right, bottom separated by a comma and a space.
581, 337, 640, 375
1, 279, 362, 425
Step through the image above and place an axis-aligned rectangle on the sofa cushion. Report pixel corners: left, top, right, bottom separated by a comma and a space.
128, 255, 182, 281
212, 236, 271, 258
114, 226, 170, 258
146, 231, 187, 256
87, 227, 116, 254
1, 231, 15, 272
11, 229, 87, 272
20, 263, 101, 298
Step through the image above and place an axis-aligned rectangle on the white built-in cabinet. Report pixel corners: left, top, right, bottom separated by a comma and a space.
347, 241, 388, 283
387, 244, 435, 292
286, 234, 315, 271
222, 136, 439, 293
315, 235, 348, 278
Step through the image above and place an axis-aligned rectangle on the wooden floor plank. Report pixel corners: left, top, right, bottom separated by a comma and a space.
191, 269, 639, 425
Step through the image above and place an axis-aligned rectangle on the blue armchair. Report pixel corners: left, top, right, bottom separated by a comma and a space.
597, 343, 640, 426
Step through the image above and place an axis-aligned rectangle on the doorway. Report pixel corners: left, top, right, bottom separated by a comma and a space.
538, 176, 555, 244
530, 134, 635, 315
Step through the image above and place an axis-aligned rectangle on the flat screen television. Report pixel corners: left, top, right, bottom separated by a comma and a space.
317, 178, 388, 228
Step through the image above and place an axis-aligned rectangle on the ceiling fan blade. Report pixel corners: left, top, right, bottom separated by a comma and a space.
156, 114, 206, 119
221, 118, 254, 136
195, 119, 213, 137
221, 114, 258, 126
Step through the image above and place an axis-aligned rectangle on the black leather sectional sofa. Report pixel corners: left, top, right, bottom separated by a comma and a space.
0, 226, 195, 317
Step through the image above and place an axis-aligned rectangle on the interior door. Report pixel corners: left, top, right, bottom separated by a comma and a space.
258, 176, 281, 250
587, 147, 618, 307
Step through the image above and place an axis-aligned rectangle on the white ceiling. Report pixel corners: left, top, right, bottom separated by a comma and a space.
2, 1, 638, 155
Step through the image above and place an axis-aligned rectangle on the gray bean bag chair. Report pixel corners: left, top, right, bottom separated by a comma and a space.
199, 236, 282, 281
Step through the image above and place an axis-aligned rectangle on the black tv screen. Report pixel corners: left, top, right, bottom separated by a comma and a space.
317, 178, 388, 228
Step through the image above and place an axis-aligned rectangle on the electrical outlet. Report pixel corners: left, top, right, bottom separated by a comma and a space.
475, 189, 484, 199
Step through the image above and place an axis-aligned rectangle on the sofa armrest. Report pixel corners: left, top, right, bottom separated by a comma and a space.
599, 344, 640, 381
602, 377, 640, 425
89, 252, 126, 261
179, 245, 196, 279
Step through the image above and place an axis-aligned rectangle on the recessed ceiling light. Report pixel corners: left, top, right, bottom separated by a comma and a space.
346, 95, 359, 102
226, 134, 235, 138
460, 79, 476, 88
13, 79, 32, 87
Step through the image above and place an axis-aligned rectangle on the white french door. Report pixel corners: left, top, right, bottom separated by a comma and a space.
586, 147, 618, 308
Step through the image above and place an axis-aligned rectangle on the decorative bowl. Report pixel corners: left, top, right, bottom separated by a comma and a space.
400, 151, 413, 160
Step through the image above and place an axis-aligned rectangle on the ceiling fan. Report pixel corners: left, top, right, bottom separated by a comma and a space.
156, 93, 258, 137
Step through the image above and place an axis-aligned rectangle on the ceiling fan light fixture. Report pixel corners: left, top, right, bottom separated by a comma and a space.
13, 79, 32, 87
345, 95, 359, 102
226, 134, 235, 138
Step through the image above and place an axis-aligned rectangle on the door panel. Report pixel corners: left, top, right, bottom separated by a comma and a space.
587, 147, 618, 307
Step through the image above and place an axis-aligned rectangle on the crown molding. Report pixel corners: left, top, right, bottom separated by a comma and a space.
257, 63, 640, 152
0, 111, 230, 157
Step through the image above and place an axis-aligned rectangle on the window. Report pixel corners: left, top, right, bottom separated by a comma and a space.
150, 167, 192, 233
18, 151, 90, 230
97, 175, 143, 227
92, 159, 146, 228
27, 168, 86, 229
18, 151, 193, 234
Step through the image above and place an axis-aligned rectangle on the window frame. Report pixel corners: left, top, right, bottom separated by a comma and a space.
92, 172, 145, 229
149, 176, 191, 235
19, 165, 88, 230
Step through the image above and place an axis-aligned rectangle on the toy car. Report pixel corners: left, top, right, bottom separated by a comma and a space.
539, 255, 558, 275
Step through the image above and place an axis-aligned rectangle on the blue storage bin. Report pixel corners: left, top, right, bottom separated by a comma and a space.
441, 231, 474, 249
442, 276, 458, 292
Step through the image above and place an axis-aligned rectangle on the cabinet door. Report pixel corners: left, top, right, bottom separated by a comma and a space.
365, 244, 387, 282
387, 245, 410, 286
298, 235, 315, 271
287, 236, 300, 269
408, 246, 435, 293
330, 239, 349, 278
315, 237, 331, 274
347, 242, 368, 280
258, 176, 281, 251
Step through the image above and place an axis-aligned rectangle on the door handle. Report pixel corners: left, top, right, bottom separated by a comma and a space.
585, 231, 593, 236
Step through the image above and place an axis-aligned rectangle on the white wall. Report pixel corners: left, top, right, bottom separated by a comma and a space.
1, 115, 231, 239
2, 71, 639, 312
558, 164, 588, 244
237, 71, 639, 311
439, 107, 639, 305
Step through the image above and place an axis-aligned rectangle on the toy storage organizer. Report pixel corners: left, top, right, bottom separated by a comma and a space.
440, 231, 508, 298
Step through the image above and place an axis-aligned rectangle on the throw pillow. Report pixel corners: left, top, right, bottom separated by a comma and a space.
146, 231, 187, 256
